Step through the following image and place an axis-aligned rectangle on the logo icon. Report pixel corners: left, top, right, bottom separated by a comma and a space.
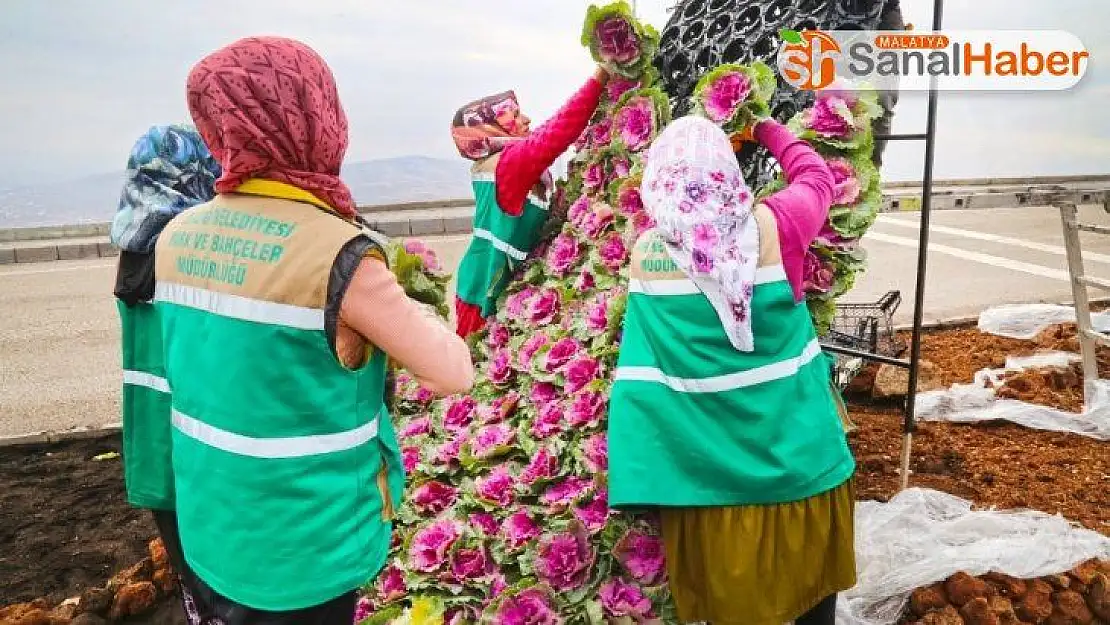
778, 28, 842, 90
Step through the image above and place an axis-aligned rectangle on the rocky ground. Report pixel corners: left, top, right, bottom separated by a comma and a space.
1, 323, 1107, 624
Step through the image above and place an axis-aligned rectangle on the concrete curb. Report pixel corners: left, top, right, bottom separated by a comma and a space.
0, 422, 122, 448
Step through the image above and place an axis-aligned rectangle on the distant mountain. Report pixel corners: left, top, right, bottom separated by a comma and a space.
0, 156, 472, 228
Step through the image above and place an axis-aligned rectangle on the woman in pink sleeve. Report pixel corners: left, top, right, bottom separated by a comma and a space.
608, 116, 852, 625
450, 67, 609, 338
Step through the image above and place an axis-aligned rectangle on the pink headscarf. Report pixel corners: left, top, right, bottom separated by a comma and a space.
186, 36, 357, 219
450, 91, 524, 161
642, 116, 759, 352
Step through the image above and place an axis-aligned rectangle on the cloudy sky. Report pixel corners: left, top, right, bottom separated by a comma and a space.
0, 0, 1106, 190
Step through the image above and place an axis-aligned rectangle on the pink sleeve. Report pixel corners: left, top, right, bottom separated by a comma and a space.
755, 119, 835, 302
340, 258, 475, 397
494, 77, 605, 216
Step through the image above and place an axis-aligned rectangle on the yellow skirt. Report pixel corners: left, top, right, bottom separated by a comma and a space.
660, 480, 857, 625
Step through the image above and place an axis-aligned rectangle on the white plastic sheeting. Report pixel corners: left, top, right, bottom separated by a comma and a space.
910, 305, 1110, 440
977, 303, 1110, 340
839, 488, 1110, 625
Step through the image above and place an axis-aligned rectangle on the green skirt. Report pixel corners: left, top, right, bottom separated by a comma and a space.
659, 479, 857, 625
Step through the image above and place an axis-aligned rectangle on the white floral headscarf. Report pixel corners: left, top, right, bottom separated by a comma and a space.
641, 116, 759, 352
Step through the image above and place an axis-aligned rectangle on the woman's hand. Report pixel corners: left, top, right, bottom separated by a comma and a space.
593, 65, 611, 85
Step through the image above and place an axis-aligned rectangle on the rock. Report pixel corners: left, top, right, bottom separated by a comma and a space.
108, 582, 158, 621
985, 572, 1028, 598
960, 597, 1001, 625
152, 568, 178, 595
1016, 579, 1055, 623
1046, 574, 1073, 591
947, 572, 995, 607
76, 589, 112, 617
873, 360, 945, 399
148, 538, 171, 573
920, 605, 966, 625
1088, 573, 1110, 621
70, 615, 108, 625
912, 584, 952, 615
47, 601, 79, 622
1070, 560, 1102, 587
107, 558, 153, 591
1046, 590, 1094, 625
0, 600, 52, 625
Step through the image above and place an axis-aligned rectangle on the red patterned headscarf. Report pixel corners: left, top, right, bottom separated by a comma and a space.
186, 36, 357, 219
450, 91, 525, 161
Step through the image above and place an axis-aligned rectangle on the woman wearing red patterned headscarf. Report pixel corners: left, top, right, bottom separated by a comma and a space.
452, 66, 610, 338
157, 36, 473, 625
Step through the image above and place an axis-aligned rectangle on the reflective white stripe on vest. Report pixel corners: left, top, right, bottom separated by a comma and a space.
629, 264, 788, 296
122, 370, 170, 393
155, 282, 324, 330
615, 338, 823, 393
472, 228, 529, 261
472, 172, 495, 183
172, 409, 380, 459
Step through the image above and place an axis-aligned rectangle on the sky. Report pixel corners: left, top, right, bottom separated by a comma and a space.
0, 0, 1106, 189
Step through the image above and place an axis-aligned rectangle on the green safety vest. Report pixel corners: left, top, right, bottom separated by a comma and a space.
153, 193, 404, 610
609, 229, 855, 508
117, 299, 174, 510
455, 168, 549, 317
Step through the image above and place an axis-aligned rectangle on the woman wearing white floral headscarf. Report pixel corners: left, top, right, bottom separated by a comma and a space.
608, 115, 854, 625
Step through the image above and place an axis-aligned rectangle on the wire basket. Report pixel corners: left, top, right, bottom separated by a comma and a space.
823, 290, 906, 390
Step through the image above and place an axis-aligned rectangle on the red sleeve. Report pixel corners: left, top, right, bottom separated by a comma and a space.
494, 77, 604, 216
754, 119, 835, 301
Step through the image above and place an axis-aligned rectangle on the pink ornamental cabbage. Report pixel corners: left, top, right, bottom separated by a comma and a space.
543, 337, 583, 372
519, 333, 551, 369
595, 16, 641, 65
471, 423, 516, 458
434, 435, 464, 466
375, 564, 407, 604
488, 349, 514, 386
583, 433, 609, 472
616, 97, 655, 152
505, 287, 538, 317
599, 233, 629, 271
487, 322, 510, 349
443, 396, 477, 432
408, 385, 434, 404
802, 250, 835, 294
447, 606, 480, 625
482, 391, 520, 424
411, 480, 458, 515
451, 546, 494, 582
703, 71, 754, 123
614, 530, 668, 586
470, 512, 500, 536
546, 233, 582, 276
567, 195, 590, 225
590, 118, 613, 147
530, 381, 559, 407
567, 390, 606, 428
531, 401, 566, 440
399, 416, 432, 439
501, 511, 542, 550
354, 597, 374, 623
586, 295, 610, 333
607, 77, 639, 102
475, 465, 515, 507
409, 519, 462, 573
401, 445, 421, 473
541, 476, 594, 509
527, 290, 560, 326
827, 158, 862, 206
612, 156, 632, 179
617, 186, 645, 216
520, 446, 560, 486
564, 356, 601, 394
599, 578, 653, 620
584, 161, 606, 190
493, 588, 562, 625
803, 95, 854, 139
534, 524, 597, 592
575, 268, 597, 291
573, 490, 611, 534
580, 203, 616, 239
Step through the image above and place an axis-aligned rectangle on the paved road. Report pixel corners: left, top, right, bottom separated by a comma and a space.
3, 205, 1110, 437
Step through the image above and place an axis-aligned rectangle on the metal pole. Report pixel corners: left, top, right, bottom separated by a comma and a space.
899, 0, 945, 491
1058, 201, 1099, 401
